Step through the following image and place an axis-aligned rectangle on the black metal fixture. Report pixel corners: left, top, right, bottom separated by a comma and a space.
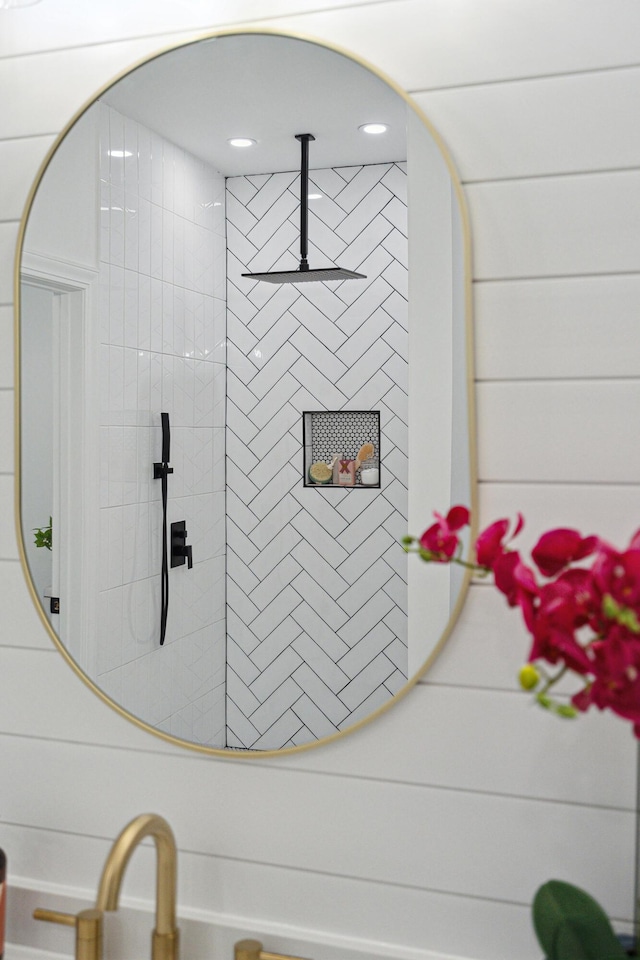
170, 520, 193, 569
242, 133, 367, 284
153, 412, 173, 646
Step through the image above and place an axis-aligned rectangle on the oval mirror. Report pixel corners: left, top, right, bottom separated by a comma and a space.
17, 30, 475, 755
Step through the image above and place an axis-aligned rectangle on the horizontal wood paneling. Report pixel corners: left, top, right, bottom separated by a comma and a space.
0, 222, 18, 303
0, 390, 13, 473
474, 275, 640, 380
478, 480, 640, 550
0, 644, 633, 808
272, 0, 640, 90
0, 137, 56, 223
467, 170, 640, 280
415, 66, 640, 182
0, 561, 55, 649
0, 305, 13, 388
0, 0, 386, 59
0, 735, 633, 917
2, 2, 640, 143
0, 823, 538, 960
477, 380, 640, 482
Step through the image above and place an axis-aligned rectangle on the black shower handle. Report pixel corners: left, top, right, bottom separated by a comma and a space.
161, 411, 170, 465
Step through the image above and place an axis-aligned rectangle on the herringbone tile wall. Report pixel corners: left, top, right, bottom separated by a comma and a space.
225, 161, 409, 750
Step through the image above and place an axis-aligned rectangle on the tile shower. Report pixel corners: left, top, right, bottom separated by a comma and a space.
96, 103, 228, 744
95, 103, 408, 749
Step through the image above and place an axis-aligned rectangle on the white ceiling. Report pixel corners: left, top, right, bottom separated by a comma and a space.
101, 33, 408, 176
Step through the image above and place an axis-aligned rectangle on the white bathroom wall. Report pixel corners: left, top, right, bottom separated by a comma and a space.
1, 4, 639, 960
94, 101, 228, 746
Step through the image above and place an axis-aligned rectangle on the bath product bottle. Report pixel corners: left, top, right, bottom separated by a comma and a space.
360, 456, 380, 485
332, 454, 343, 485
0, 846, 6, 960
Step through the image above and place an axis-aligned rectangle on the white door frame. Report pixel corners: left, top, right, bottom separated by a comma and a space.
20, 252, 100, 675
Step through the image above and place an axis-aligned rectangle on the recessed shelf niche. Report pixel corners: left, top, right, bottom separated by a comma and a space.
302, 410, 381, 488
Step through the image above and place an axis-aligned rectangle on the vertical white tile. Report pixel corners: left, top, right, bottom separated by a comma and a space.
109, 264, 124, 346
137, 122, 152, 203
122, 346, 138, 428
150, 131, 164, 207
108, 108, 124, 186
162, 280, 174, 354
138, 196, 151, 277
123, 268, 138, 349
150, 202, 163, 280
124, 191, 139, 271
149, 277, 163, 353
108, 346, 124, 427
109, 184, 125, 268
162, 207, 174, 284
138, 273, 151, 353
173, 213, 185, 289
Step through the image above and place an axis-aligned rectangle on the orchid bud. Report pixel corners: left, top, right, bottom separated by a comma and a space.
556, 704, 578, 719
519, 664, 540, 690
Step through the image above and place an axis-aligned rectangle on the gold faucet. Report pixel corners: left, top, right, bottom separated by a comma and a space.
34, 813, 179, 960
32, 906, 103, 960
234, 940, 309, 960
96, 813, 179, 960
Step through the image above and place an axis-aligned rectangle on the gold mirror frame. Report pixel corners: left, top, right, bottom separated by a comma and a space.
14, 27, 477, 758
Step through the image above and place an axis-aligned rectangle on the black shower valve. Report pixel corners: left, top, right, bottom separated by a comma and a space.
170, 520, 193, 569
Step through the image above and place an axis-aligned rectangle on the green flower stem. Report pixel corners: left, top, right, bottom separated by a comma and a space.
403, 544, 490, 575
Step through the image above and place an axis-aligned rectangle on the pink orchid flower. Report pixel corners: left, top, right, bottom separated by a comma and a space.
592, 545, 640, 610
531, 528, 598, 577
475, 513, 524, 569
419, 505, 470, 562
409, 506, 640, 737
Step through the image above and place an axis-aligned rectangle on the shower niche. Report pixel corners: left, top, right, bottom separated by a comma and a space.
303, 411, 381, 488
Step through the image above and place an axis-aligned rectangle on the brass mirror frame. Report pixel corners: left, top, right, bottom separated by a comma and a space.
14, 26, 477, 758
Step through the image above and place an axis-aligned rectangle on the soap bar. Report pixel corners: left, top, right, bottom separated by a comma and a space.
337, 459, 355, 486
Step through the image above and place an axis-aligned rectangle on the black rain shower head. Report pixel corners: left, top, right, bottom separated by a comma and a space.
242, 133, 366, 285
245, 266, 365, 283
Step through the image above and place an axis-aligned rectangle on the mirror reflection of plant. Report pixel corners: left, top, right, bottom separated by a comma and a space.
33, 517, 52, 551
404, 507, 640, 736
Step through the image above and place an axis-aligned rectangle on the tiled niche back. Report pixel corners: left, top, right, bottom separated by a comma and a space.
225, 161, 409, 750
303, 411, 381, 486
94, 102, 227, 747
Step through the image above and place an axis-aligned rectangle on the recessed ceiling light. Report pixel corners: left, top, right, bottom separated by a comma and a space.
108, 149, 133, 158
308, 193, 322, 200
359, 123, 388, 135
228, 138, 256, 148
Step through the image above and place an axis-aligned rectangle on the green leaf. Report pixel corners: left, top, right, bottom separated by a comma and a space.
533, 880, 627, 960
32, 517, 52, 551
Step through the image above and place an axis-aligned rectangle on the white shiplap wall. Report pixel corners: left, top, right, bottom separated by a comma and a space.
1, 3, 638, 959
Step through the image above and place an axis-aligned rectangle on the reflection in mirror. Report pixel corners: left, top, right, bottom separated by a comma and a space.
18, 32, 473, 754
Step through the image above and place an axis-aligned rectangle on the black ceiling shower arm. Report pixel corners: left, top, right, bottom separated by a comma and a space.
295, 133, 315, 273
242, 132, 366, 284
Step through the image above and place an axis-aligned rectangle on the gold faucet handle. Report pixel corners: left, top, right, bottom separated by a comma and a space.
34, 907, 103, 960
234, 938, 310, 960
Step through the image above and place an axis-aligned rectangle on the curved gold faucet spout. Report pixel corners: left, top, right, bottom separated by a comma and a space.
96, 813, 179, 960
